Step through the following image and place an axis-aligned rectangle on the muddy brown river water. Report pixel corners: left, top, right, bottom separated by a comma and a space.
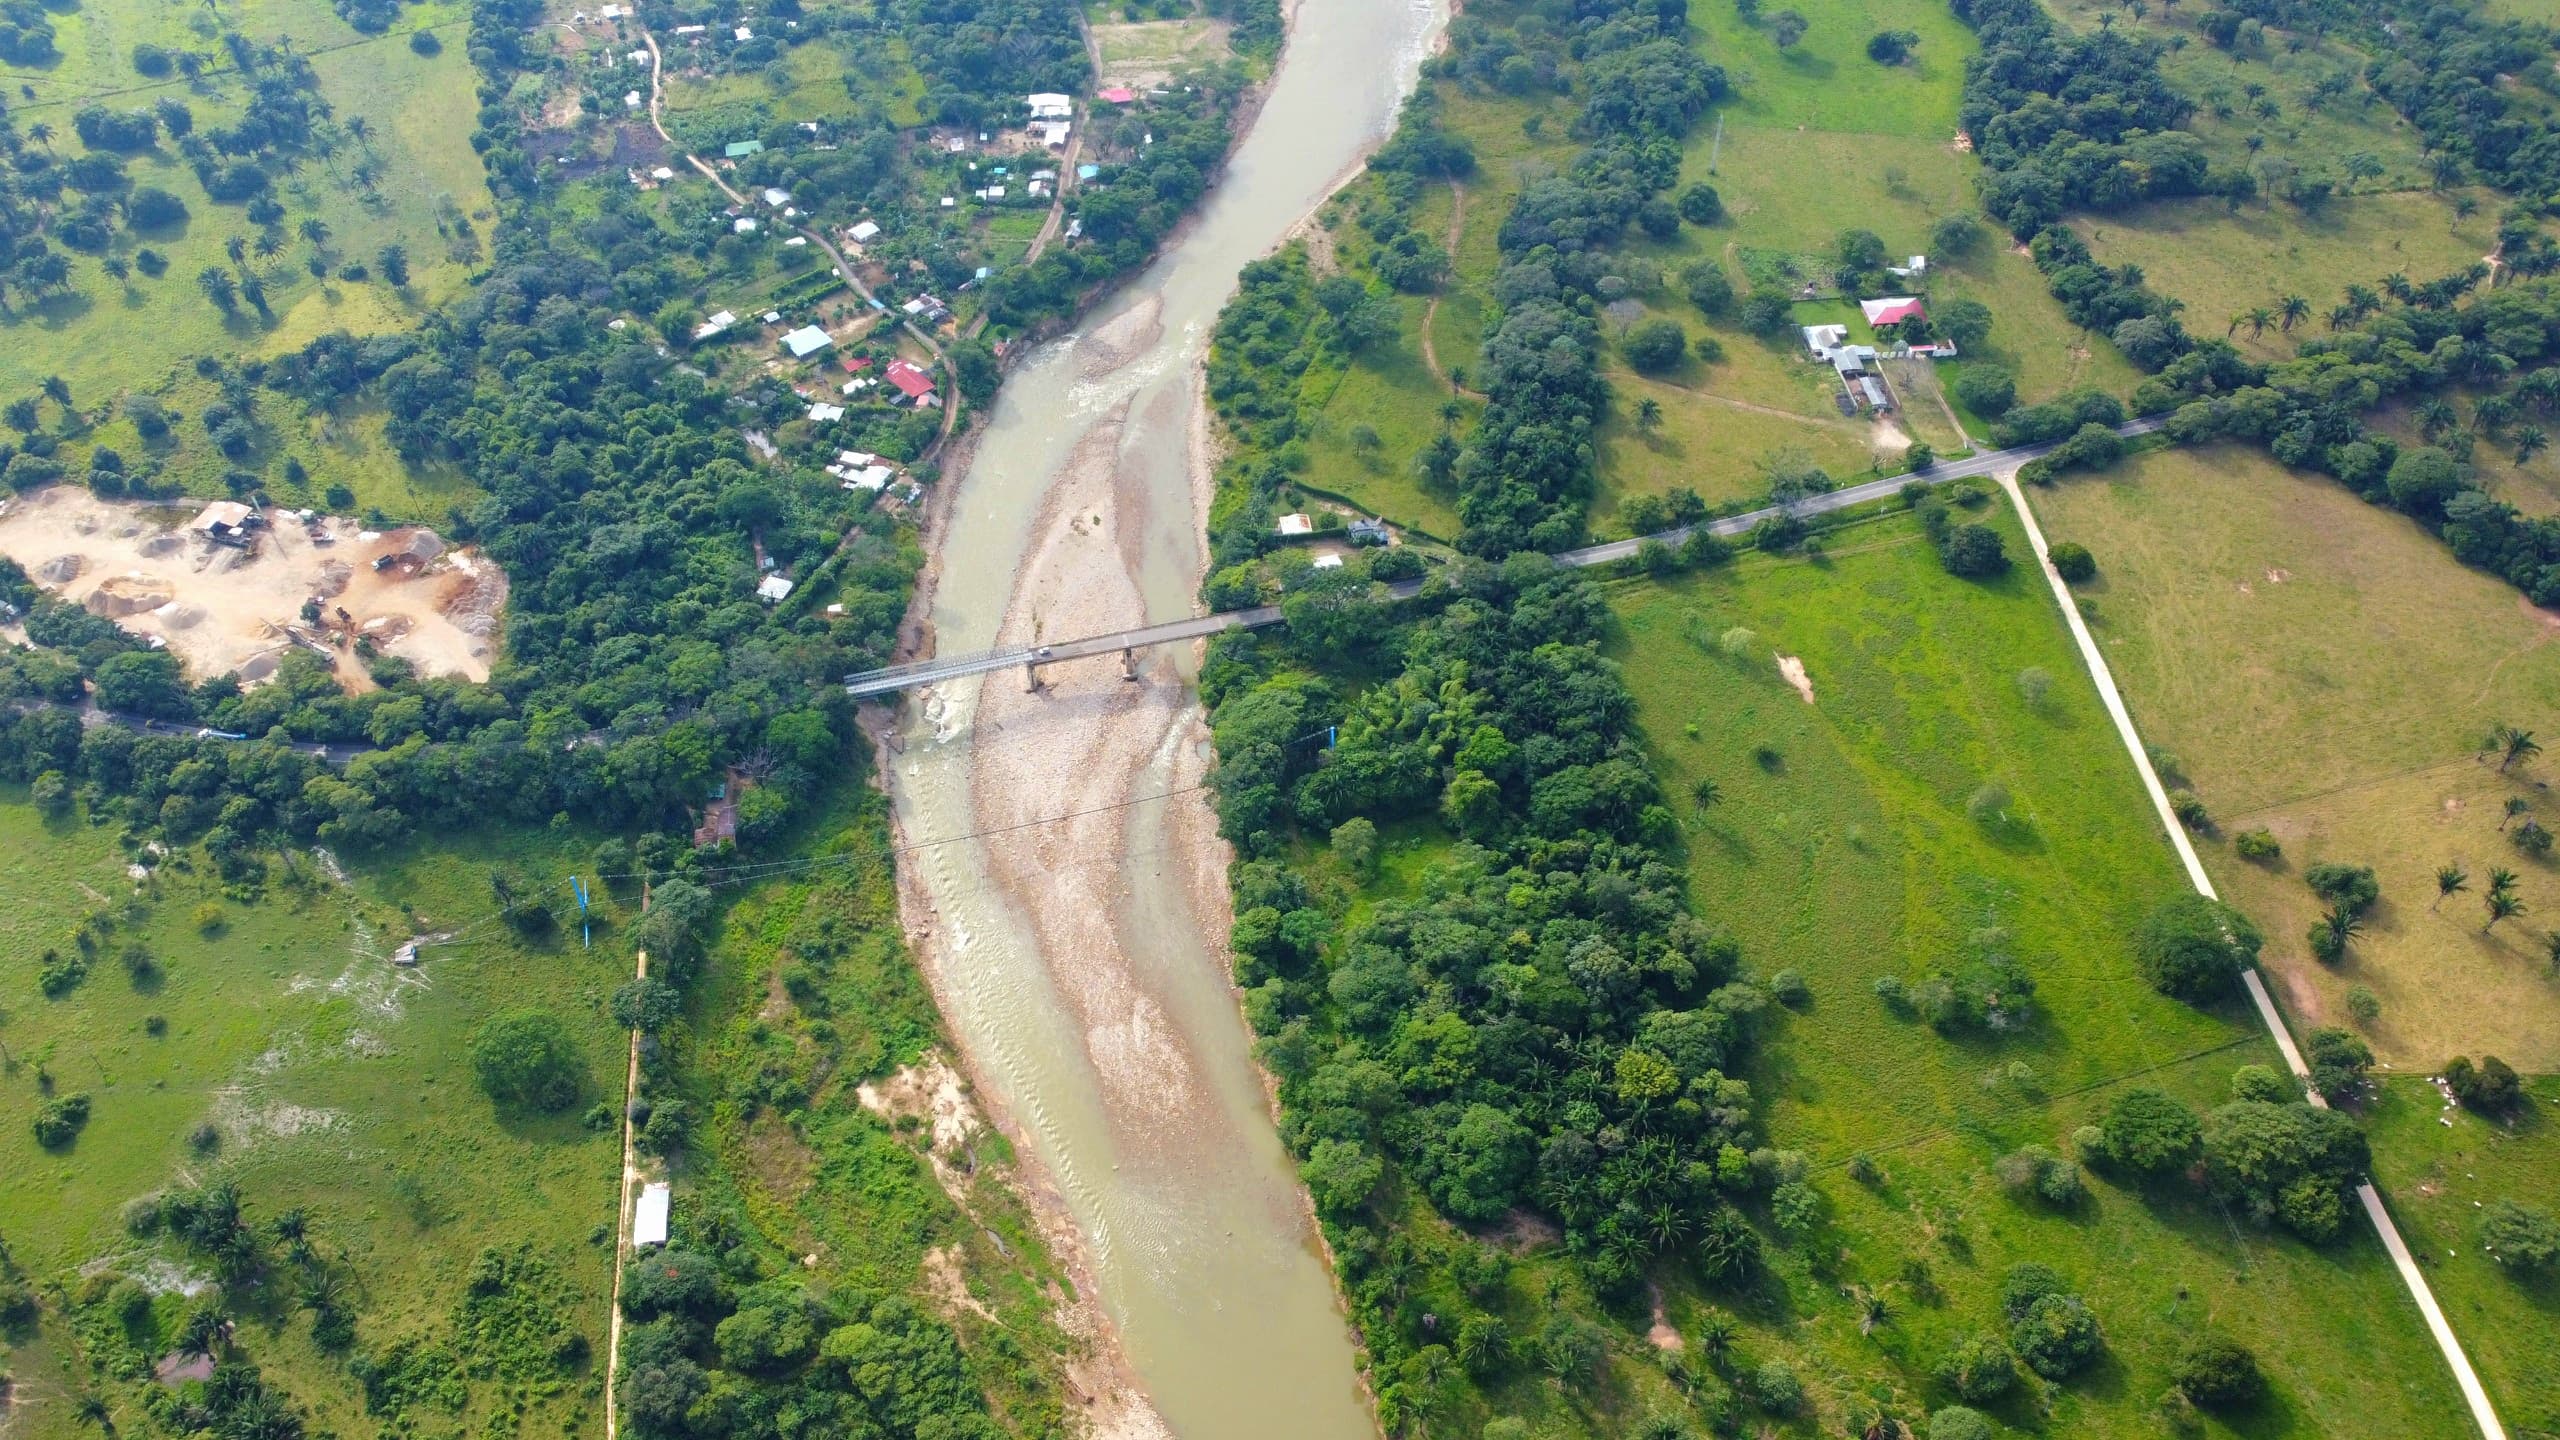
881, 1, 1444, 1435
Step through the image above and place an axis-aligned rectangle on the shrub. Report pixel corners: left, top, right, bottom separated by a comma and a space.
2303, 861, 2379, 916
2344, 984, 2381, 1024
1995, 1145, 2084, 1206
1769, 969, 1810, 1006
2135, 894, 2261, 1000
1677, 183, 1725, 225
2010, 1292, 2102, 1379
409, 27, 442, 54
1929, 1408, 1994, 1440
1751, 1358, 1804, 1414
468, 1009, 584, 1112
2168, 788, 2210, 829
2480, 1199, 2560, 1274
33, 1093, 92, 1148
1329, 817, 1379, 879
1935, 1333, 2018, 1402
1940, 523, 2009, 578
2048, 540, 2095, 582
2305, 1026, 2373, 1100
2233, 828, 2280, 860
1953, 366, 2016, 417
1624, 319, 1688, 374
2175, 1336, 2264, 1409
2230, 1064, 2295, 1103
2511, 818, 2553, 855
2444, 1055, 2524, 1115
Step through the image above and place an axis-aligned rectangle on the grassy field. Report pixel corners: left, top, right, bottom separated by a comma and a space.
2364, 1075, 2560, 1437
1588, 508, 2476, 1436
0, 795, 626, 1440
0, 3, 490, 404
2028, 445, 2560, 1069
2074, 194, 2499, 365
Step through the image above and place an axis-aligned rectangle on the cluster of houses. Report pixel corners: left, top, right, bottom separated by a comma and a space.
1800, 296, 1956, 415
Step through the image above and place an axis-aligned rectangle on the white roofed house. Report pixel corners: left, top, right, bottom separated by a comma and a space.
633, 1181, 670, 1248
761, 187, 792, 207
847, 219, 881, 244
1025, 92, 1073, 120
757, 574, 795, 603
781, 325, 833, 358
694, 309, 738, 340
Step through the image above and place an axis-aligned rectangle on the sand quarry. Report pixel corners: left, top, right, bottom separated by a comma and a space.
0, 487, 505, 691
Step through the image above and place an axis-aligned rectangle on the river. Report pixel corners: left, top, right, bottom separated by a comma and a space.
881, 0, 1443, 1435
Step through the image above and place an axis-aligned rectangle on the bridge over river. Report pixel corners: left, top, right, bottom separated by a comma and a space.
845, 418, 2164, 699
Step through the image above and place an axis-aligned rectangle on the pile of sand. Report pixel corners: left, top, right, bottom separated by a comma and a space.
0, 488, 508, 693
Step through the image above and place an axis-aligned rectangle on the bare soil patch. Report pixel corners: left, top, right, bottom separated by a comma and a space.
0, 487, 503, 691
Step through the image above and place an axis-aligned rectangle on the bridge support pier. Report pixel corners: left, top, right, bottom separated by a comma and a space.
1120, 647, 1138, 682
1023, 661, 1044, 693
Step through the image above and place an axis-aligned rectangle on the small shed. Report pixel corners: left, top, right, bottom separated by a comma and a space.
192, 501, 257, 539
1311, 553, 1346, 570
1347, 518, 1390, 547
807, 401, 845, 422
761, 187, 791, 207
1276, 513, 1313, 537
723, 139, 764, 159
756, 575, 795, 603
733, 217, 760, 234
1097, 85, 1136, 104
695, 309, 738, 340
633, 1181, 671, 1248
848, 220, 881, 243
782, 325, 833, 358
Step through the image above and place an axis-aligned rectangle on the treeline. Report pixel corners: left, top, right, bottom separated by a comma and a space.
1204, 558, 1792, 1431
1956, 0, 2247, 237
1401, 0, 1725, 554
2121, 271, 2560, 603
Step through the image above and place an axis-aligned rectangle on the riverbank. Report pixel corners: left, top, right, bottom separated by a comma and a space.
866, 0, 1446, 1430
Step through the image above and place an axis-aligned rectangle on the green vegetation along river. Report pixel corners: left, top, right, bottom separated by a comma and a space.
881, 0, 1445, 1435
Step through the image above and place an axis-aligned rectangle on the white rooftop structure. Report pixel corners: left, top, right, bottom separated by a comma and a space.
694, 309, 737, 339
633, 1181, 670, 1247
757, 575, 795, 602
1034, 121, 1070, 148
762, 310, 782, 324
781, 324, 832, 357
673, 23, 705, 33
848, 220, 881, 243
734, 24, 753, 39
1276, 513, 1313, 537
762, 187, 791, 207
838, 450, 879, 467
1888, 254, 1928, 279
1026, 92, 1073, 120
624, 90, 641, 109
651, 165, 676, 180
807, 401, 844, 422
844, 463, 894, 491
1312, 553, 1346, 569
783, 235, 807, 247
733, 217, 759, 234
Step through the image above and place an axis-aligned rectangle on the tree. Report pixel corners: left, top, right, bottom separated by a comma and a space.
2304, 1026, 2373, 1099
1866, 28, 1919, 62
2009, 1292, 2102, 1378
2304, 861, 2379, 916
377, 243, 410, 287
2493, 723, 2541, 772
2518, 427, 2549, 465
1680, 259, 1734, 316
610, 975, 684, 1032
1936, 298, 1995, 353
1302, 1138, 1382, 1214
468, 1009, 584, 1112
2444, 1054, 2524, 1115
1929, 1409, 1994, 1440
2048, 541, 2095, 582
1677, 183, 1725, 226
2136, 893, 2262, 1000
2480, 1199, 2560, 1274
197, 266, 238, 313
2484, 887, 2526, 933
1623, 319, 1687, 373
1769, 8, 1808, 46
2277, 294, 2310, 330
1635, 396, 1663, 432
2385, 446, 2464, 515
2175, 1336, 2264, 1409
1953, 366, 2015, 417
1940, 523, 2008, 578
1935, 1333, 2018, 1402
2434, 863, 2468, 910
2093, 1087, 2201, 1174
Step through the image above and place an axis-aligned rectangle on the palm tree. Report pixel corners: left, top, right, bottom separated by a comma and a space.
2435, 864, 2469, 910
2321, 906, 2365, 957
28, 121, 52, 149
2545, 930, 2560, 974
2489, 866, 2522, 899
2503, 796, 2532, 831
2278, 294, 2311, 330
2517, 426, 2548, 465
224, 234, 247, 267
2244, 306, 2275, 338
102, 255, 130, 286
299, 217, 330, 246
1695, 1313, 1737, 1372
2226, 311, 2247, 338
1692, 776, 1721, 808
2499, 724, 2541, 772
2326, 303, 2357, 331
2344, 282, 2381, 318
2384, 271, 2416, 303
1636, 396, 1662, 432
2418, 397, 2459, 439
2484, 888, 2526, 933
1854, 1285, 1894, 1335
41, 375, 71, 408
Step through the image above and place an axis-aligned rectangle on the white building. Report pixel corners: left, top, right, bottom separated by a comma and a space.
633, 1181, 670, 1248
807, 401, 844, 422
624, 90, 642, 109
733, 216, 760, 234
693, 309, 738, 340
1025, 92, 1073, 120
781, 324, 833, 358
1276, 513, 1313, 537
756, 574, 795, 603
848, 220, 881, 244
734, 24, 754, 39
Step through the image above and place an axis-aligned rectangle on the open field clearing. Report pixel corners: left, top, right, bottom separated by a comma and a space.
1682, 0, 1973, 136
2074, 194, 2499, 365
0, 11, 489, 402
0, 800, 623, 1440
1092, 16, 1233, 87
2029, 444, 2560, 1067
2365, 1074, 2560, 1436
1598, 511, 2473, 1436
1290, 291, 1471, 542
0, 488, 503, 688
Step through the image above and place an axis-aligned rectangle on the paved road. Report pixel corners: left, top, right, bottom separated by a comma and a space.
843, 418, 2167, 697
1998, 473, 2508, 1440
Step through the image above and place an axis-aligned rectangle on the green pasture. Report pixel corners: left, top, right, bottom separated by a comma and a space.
1289, 290, 1472, 542
2029, 446, 2560, 1071
2365, 1075, 2560, 1437
2073, 192, 2498, 365
1684, 0, 1974, 137
0, 11, 487, 404
1592, 513, 2479, 1436
0, 797, 625, 1440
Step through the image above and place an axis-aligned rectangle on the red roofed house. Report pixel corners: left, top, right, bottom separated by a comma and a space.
884, 359, 940, 407
1097, 86, 1136, 104
1860, 296, 1926, 328
840, 355, 874, 372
